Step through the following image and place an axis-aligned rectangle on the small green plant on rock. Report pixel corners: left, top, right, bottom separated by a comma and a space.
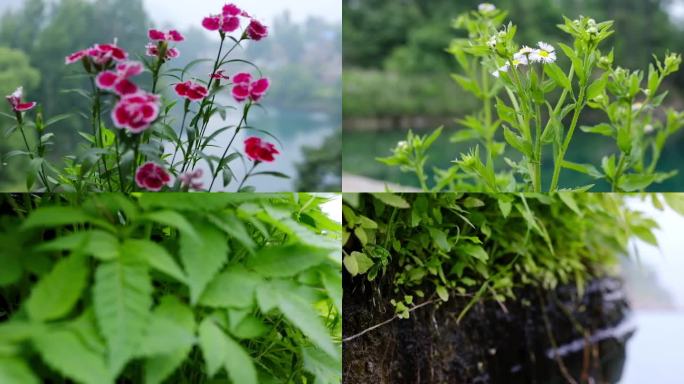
343, 192, 684, 321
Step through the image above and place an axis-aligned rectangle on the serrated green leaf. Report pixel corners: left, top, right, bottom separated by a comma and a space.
231, 316, 268, 339
122, 239, 186, 284
94, 259, 152, 376
198, 318, 226, 378
21, 206, 91, 229
277, 293, 339, 358
200, 265, 262, 308
26, 253, 88, 322
36, 230, 119, 260
223, 331, 257, 384
0, 357, 39, 384
320, 266, 342, 313
373, 193, 410, 209
302, 347, 342, 384
33, 328, 111, 384
180, 219, 228, 304
247, 244, 329, 277
144, 297, 195, 384
142, 211, 200, 242
207, 212, 256, 253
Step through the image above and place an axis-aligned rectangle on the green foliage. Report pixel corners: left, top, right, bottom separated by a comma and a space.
343, 193, 683, 320
0, 193, 342, 383
381, 6, 684, 193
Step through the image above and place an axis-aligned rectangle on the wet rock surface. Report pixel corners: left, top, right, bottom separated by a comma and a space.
343, 274, 634, 384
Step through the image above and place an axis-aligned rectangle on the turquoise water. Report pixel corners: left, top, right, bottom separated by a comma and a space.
343, 127, 684, 192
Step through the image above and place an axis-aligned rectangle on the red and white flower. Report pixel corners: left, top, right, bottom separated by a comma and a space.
95, 61, 144, 96
210, 69, 230, 81
231, 72, 270, 102
179, 168, 204, 191
5, 87, 36, 112
65, 43, 128, 66
174, 81, 208, 101
111, 92, 160, 133
244, 137, 279, 163
148, 29, 184, 42
146, 44, 180, 60
135, 162, 171, 191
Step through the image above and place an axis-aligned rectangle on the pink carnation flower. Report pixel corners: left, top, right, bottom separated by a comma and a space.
148, 29, 185, 42
231, 72, 270, 103
210, 69, 230, 82
174, 81, 209, 101
244, 137, 279, 162
95, 61, 143, 96
202, 3, 244, 33
111, 92, 160, 133
180, 169, 204, 190
246, 19, 268, 41
5, 87, 36, 112
135, 162, 171, 191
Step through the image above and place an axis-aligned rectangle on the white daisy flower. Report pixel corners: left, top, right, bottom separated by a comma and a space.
512, 52, 529, 67
492, 63, 510, 78
517, 46, 535, 56
478, 3, 497, 13
530, 42, 557, 64
487, 36, 497, 48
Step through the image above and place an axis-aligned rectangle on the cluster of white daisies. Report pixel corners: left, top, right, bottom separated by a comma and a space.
492, 42, 557, 78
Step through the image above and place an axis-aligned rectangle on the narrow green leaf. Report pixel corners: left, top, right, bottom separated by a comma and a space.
320, 266, 342, 313
26, 253, 88, 322
428, 228, 451, 252
302, 347, 341, 384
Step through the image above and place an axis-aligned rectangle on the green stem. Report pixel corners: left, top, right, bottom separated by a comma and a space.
208, 103, 250, 191
549, 87, 585, 191
171, 100, 190, 169
236, 161, 258, 192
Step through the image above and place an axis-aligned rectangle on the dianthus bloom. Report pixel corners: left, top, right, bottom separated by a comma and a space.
95, 61, 143, 96
530, 42, 557, 64
231, 73, 270, 103
210, 69, 230, 81
244, 137, 279, 163
5, 87, 36, 112
145, 44, 180, 60
148, 29, 184, 42
65, 43, 128, 66
246, 19, 268, 41
111, 92, 160, 133
174, 81, 208, 101
202, 3, 242, 33
179, 169, 204, 190
135, 162, 171, 191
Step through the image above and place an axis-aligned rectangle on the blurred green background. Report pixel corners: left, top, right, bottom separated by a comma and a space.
343, 0, 684, 191
0, 0, 341, 192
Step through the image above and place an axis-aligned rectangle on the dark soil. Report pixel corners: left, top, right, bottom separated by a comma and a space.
343, 273, 633, 384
